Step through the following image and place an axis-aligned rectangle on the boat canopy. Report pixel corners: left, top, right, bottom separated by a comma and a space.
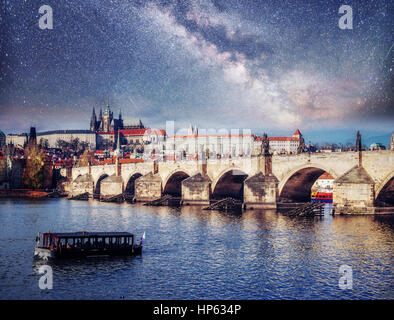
45, 232, 134, 238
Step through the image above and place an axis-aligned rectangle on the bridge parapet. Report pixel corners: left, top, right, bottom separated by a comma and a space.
90, 164, 116, 186
273, 152, 358, 183
206, 156, 260, 184
120, 162, 152, 185
71, 167, 89, 181
64, 150, 393, 213
361, 151, 394, 189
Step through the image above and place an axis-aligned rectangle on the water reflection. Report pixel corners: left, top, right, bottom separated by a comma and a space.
0, 198, 393, 299
32, 255, 139, 276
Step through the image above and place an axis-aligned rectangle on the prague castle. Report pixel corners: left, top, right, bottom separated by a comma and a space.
90, 104, 144, 133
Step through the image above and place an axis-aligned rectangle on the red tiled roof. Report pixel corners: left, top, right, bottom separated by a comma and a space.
94, 159, 113, 165
318, 172, 334, 180
120, 129, 148, 136
255, 136, 299, 141
119, 158, 144, 164
96, 128, 166, 136
293, 129, 301, 135
169, 134, 253, 139
146, 129, 166, 136
269, 137, 299, 141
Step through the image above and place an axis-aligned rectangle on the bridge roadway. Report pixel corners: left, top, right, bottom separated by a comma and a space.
62, 150, 394, 214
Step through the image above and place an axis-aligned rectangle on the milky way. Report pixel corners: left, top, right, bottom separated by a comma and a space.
0, 0, 393, 139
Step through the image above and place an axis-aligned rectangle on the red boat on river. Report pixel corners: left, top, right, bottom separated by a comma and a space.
311, 192, 333, 203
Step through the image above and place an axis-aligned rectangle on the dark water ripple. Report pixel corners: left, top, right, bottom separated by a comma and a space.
0, 199, 393, 299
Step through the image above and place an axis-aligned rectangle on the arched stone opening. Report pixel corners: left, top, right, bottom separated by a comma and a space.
125, 173, 143, 196
212, 169, 248, 200
95, 174, 109, 196
163, 171, 190, 197
376, 176, 394, 206
280, 167, 329, 202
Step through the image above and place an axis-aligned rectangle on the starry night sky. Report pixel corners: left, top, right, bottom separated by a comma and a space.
0, 0, 393, 143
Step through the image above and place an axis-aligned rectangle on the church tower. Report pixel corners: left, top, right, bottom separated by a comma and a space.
99, 108, 103, 131
118, 109, 124, 130
102, 103, 113, 132
90, 107, 97, 131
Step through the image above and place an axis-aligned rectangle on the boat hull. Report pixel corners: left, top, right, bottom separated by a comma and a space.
34, 246, 142, 260
311, 199, 333, 203
34, 247, 56, 260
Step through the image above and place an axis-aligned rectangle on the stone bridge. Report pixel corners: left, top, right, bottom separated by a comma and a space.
62, 150, 394, 214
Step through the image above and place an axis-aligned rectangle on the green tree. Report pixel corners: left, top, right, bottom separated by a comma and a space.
22, 143, 45, 189
71, 138, 80, 152
39, 138, 49, 149
56, 139, 69, 149
77, 149, 94, 167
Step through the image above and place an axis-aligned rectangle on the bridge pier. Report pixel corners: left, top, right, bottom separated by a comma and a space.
134, 172, 162, 202
181, 173, 212, 205
71, 174, 94, 198
243, 172, 278, 209
100, 175, 124, 201
333, 166, 375, 214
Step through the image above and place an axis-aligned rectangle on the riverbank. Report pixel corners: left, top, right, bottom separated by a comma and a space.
0, 189, 49, 198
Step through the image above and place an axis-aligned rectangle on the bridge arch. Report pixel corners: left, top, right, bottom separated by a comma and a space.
124, 172, 143, 195
212, 168, 248, 200
95, 174, 109, 195
279, 164, 338, 203
375, 171, 394, 206
163, 171, 190, 197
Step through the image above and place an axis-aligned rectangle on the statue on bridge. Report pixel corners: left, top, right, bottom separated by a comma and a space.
205, 148, 210, 160
261, 133, 270, 156
356, 131, 362, 152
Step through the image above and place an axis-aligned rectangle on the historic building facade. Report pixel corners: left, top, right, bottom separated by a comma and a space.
96, 128, 167, 153
165, 125, 254, 159
311, 172, 334, 193
37, 130, 96, 149
255, 129, 304, 155
5, 133, 28, 148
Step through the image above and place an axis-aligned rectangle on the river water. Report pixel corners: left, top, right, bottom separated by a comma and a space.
0, 198, 393, 300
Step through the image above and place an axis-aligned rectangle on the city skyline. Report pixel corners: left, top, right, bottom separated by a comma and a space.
0, 0, 393, 143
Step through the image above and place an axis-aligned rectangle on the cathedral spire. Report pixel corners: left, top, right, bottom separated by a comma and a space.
90, 107, 97, 131
91, 107, 97, 120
